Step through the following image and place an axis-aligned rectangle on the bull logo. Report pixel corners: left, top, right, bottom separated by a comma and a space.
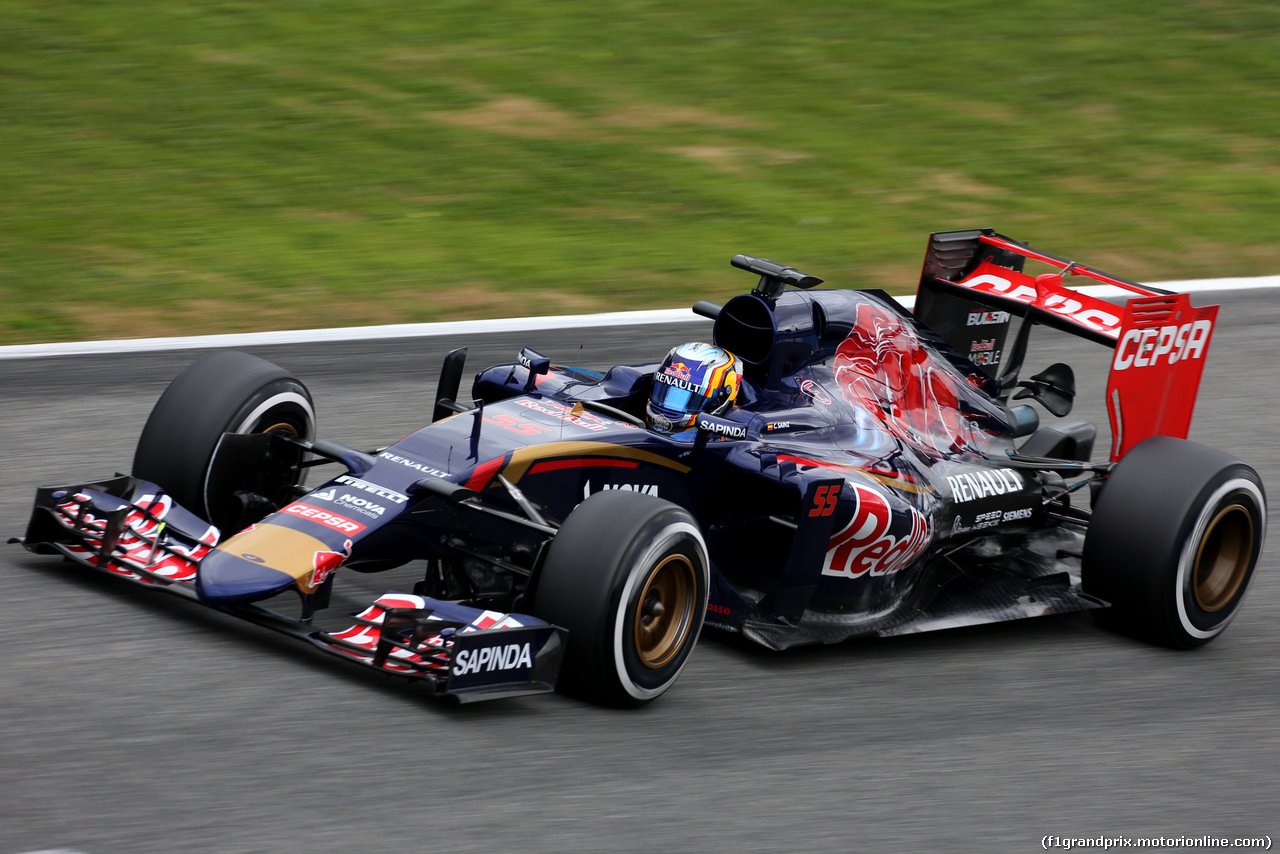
664, 361, 693, 381
307, 539, 352, 590
833, 302, 989, 458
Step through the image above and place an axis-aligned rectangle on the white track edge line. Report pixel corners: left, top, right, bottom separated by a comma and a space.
3, 275, 1278, 360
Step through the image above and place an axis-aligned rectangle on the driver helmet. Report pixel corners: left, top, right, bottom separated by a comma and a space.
646, 343, 743, 434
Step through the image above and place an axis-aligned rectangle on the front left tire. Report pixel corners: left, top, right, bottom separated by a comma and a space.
530, 490, 710, 707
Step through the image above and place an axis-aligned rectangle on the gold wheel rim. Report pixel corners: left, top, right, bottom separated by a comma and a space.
1192, 503, 1253, 613
259, 421, 300, 438
633, 554, 696, 669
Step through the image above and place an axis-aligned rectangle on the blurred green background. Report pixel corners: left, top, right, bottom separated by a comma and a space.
2, 0, 1277, 343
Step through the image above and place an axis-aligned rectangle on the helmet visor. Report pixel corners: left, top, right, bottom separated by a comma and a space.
650, 373, 710, 420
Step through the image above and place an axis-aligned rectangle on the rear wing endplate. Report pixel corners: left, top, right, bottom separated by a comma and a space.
1104, 295, 1217, 460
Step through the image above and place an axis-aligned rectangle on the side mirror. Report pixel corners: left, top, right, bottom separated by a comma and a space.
519, 347, 551, 391
1013, 362, 1075, 417
432, 347, 468, 422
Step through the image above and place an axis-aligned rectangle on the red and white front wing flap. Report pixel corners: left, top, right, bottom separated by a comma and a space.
20, 481, 566, 702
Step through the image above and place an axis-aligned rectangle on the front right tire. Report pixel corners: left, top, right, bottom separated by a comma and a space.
132, 350, 316, 533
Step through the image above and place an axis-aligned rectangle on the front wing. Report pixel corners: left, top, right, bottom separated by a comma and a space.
14, 478, 566, 703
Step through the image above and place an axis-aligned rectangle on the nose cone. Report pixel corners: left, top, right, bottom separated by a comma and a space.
196, 523, 346, 605
196, 549, 296, 604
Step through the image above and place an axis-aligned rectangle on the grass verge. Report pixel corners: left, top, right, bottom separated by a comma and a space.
2, 0, 1278, 342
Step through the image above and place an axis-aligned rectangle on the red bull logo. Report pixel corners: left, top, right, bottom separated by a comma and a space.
834, 301, 990, 457
664, 361, 693, 382
307, 539, 352, 589
822, 483, 932, 579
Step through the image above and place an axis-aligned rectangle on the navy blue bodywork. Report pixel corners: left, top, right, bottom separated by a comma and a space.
18, 258, 1109, 701
445, 287, 1099, 648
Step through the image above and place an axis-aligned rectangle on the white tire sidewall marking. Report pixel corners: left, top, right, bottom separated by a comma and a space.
232, 390, 316, 440
611, 519, 709, 701
203, 389, 316, 516
1175, 477, 1265, 640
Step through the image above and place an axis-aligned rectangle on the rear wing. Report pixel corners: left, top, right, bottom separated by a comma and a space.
913, 229, 1218, 460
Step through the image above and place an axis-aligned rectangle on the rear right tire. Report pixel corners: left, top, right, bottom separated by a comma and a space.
1082, 436, 1265, 648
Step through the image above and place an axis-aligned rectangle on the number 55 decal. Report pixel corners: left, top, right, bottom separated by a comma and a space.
483, 413, 551, 436
809, 483, 842, 517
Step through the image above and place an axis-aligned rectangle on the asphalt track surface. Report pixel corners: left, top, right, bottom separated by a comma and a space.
3, 292, 1279, 854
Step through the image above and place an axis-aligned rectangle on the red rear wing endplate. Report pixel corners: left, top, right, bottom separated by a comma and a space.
1105, 295, 1217, 460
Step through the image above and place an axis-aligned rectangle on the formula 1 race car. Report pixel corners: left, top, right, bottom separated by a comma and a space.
15, 229, 1267, 706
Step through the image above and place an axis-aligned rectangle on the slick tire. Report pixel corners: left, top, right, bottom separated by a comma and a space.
132, 351, 315, 531
531, 490, 709, 707
1082, 436, 1265, 649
